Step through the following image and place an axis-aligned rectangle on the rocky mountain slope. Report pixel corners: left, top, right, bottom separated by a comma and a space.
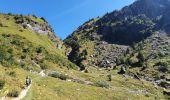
65, 0, 170, 97
0, 0, 170, 99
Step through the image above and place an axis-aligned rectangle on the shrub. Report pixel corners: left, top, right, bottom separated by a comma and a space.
7, 48, 13, 53
36, 46, 44, 53
137, 52, 145, 62
0, 22, 3, 27
95, 80, 110, 88
49, 71, 69, 80
1, 33, 10, 38
155, 61, 169, 72
23, 24, 28, 29
7, 90, 19, 97
19, 29, 24, 32
9, 71, 16, 77
7, 13, 13, 16
0, 80, 5, 90
21, 55, 26, 59
107, 74, 112, 81
23, 47, 30, 53
39, 63, 48, 70
11, 39, 21, 46
137, 51, 145, 67
158, 66, 169, 73
40, 17, 46, 22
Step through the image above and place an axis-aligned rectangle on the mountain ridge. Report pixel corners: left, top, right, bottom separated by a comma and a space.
64, 0, 170, 96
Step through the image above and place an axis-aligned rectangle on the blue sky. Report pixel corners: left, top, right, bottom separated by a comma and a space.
0, 0, 135, 39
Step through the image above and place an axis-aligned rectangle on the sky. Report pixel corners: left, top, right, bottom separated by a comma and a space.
0, 0, 135, 39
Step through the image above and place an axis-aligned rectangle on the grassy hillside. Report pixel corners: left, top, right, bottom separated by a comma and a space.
0, 14, 77, 71
0, 13, 169, 99
64, 0, 170, 99
0, 65, 167, 100
0, 0, 170, 98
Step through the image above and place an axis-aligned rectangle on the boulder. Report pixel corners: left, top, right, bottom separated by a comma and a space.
158, 81, 170, 88
166, 78, 170, 82
163, 90, 170, 96
118, 66, 126, 74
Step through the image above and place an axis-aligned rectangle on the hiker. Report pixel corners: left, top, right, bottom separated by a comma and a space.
26, 76, 31, 87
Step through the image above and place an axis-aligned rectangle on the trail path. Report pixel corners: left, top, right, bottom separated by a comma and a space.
0, 70, 46, 100
0, 83, 31, 100
12, 84, 32, 100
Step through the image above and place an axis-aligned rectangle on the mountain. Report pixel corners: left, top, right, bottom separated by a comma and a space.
0, 13, 77, 70
1, 13, 162, 100
65, 0, 170, 97
0, 0, 170, 99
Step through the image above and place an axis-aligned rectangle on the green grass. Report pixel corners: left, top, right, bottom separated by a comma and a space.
0, 61, 167, 100
22, 68, 166, 100
0, 14, 169, 100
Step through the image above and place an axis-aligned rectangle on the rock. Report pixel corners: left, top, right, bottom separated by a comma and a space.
160, 75, 166, 79
39, 70, 46, 77
66, 79, 72, 82
118, 66, 126, 74
85, 81, 93, 85
106, 60, 110, 64
166, 78, 170, 82
107, 74, 112, 81
134, 74, 140, 80
158, 81, 170, 88
57, 44, 62, 49
163, 90, 170, 96
84, 69, 89, 73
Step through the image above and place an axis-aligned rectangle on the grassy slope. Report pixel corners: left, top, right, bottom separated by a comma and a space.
0, 14, 77, 69
23, 68, 165, 100
0, 14, 64, 56
0, 62, 166, 100
0, 14, 168, 99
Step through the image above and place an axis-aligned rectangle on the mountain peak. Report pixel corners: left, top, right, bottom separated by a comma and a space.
117, 0, 170, 19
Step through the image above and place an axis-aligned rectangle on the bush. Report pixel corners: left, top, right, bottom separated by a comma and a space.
136, 51, 145, 67
0, 22, 3, 27
95, 80, 110, 88
0, 80, 5, 90
155, 62, 169, 72
107, 74, 112, 81
8, 13, 13, 16
49, 71, 69, 80
9, 71, 16, 77
7, 90, 19, 97
11, 39, 22, 46
36, 46, 44, 53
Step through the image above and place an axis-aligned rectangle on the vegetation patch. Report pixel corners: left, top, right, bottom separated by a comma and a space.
94, 80, 110, 88
7, 90, 19, 97
0, 80, 5, 90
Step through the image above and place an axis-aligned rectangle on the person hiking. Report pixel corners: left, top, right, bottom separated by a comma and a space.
26, 76, 31, 87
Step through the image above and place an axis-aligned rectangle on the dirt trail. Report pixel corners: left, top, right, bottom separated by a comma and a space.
0, 83, 32, 100
12, 84, 31, 100
0, 70, 47, 100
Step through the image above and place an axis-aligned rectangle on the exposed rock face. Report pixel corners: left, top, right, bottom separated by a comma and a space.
93, 42, 129, 68
25, 22, 51, 35
14, 15, 63, 49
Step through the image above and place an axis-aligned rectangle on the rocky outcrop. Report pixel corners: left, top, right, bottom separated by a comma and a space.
14, 15, 63, 49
